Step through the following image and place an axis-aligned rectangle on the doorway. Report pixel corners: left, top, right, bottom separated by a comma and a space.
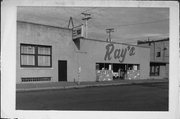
58, 60, 67, 81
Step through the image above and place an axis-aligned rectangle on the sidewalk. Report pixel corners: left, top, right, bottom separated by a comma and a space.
16, 79, 168, 92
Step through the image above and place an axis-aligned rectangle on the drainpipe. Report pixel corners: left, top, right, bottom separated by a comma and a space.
154, 42, 155, 61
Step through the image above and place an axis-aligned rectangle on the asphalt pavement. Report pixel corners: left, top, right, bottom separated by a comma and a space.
16, 79, 168, 92
16, 82, 168, 111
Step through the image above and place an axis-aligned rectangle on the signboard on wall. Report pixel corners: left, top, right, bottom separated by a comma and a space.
104, 43, 136, 63
72, 25, 84, 40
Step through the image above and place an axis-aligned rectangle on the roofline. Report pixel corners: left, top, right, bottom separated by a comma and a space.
150, 61, 169, 64
17, 20, 72, 31
82, 38, 150, 48
137, 38, 169, 44
16, 21, 150, 49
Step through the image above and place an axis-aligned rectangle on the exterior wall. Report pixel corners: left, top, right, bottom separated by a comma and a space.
150, 40, 169, 63
138, 39, 169, 79
16, 21, 78, 83
150, 65, 167, 79
79, 39, 150, 81
138, 40, 169, 63
17, 21, 150, 83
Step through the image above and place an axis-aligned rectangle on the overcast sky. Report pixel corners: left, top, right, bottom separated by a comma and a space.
17, 7, 169, 44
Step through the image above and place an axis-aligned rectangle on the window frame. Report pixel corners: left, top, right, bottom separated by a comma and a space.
20, 43, 52, 68
156, 51, 161, 57
150, 64, 160, 76
156, 47, 161, 57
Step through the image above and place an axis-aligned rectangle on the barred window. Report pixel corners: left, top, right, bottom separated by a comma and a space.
20, 44, 52, 67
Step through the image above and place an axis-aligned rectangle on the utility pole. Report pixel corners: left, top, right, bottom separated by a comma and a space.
81, 12, 92, 38
148, 37, 151, 46
106, 28, 114, 42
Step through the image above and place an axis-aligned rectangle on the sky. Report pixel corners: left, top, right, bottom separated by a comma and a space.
17, 7, 169, 44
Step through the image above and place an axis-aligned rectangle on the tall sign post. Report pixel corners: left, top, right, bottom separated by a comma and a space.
72, 24, 85, 84
106, 28, 114, 42
81, 12, 92, 38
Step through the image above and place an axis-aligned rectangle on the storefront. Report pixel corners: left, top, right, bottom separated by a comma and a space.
96, 63, 140, 81
16, 21, 150, 83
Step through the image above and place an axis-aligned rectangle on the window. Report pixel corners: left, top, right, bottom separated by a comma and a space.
148, 42, 151, 46
156, 48, 161, 57
133, 64, 140, 70
21, 77, 51, 82
164, 47, 169, 57
156, 52, 161, 57
21, 44, 52, 67
150, 63, 160, 76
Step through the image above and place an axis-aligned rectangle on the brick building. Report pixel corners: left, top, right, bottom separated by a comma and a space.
137, 38, 169, 79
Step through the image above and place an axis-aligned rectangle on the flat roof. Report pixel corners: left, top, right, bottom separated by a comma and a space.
17, 20, 72, 31
137, 38, 169, 45
17, 21, 149, 48
82, 38, 150, 48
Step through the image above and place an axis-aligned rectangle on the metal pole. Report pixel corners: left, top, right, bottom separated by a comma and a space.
85, 20, 87, 38
106, 28, 114, 42
82, 12, 91, 38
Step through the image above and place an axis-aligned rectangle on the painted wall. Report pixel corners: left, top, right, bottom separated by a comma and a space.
16, 21, 78, 83
153, 40, 169, 79
138, 40, 169, 63
79, 39, 150, 81
138, 40, 169, 79
150, 64, 169, 79
17, 21, 150, 83
151, 40, 169, 63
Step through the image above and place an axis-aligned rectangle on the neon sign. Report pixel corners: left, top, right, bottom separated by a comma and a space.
104, 43, 135, 63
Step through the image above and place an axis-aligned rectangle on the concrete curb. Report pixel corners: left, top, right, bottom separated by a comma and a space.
16, 80, 168, 92
16, 83, 127, 92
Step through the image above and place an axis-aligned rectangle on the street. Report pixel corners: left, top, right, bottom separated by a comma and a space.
16, 82, 168, 111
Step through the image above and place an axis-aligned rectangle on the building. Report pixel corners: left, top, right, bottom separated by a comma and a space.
137, 38, 169, 79
16, 21, 150, 84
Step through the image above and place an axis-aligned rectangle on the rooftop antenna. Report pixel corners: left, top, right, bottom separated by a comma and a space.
68, 17, 74, 29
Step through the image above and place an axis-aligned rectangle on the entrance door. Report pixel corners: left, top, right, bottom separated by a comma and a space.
58, 60, 67, 81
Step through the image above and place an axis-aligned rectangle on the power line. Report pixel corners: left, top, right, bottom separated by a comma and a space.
62, 7, 169, 41
51, 7, 169, 30
64, 7, 105, 27
115, 18, 169, 28
90, 17, 168, 29
81, 8, 169, 28
81, 7, 99, 15
80, 8, 168, 28
63, 8, 98, 28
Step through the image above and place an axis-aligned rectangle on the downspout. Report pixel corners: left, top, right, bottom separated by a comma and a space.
154, 42, 155, 61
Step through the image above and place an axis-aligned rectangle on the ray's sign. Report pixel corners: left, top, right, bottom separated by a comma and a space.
104, 43, 135, 63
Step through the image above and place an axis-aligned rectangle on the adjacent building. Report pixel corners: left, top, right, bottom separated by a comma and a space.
16, 21, 151, 84
137, 38, 169, 79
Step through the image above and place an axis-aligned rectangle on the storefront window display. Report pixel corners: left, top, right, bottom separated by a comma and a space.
96, 63, 140, 81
